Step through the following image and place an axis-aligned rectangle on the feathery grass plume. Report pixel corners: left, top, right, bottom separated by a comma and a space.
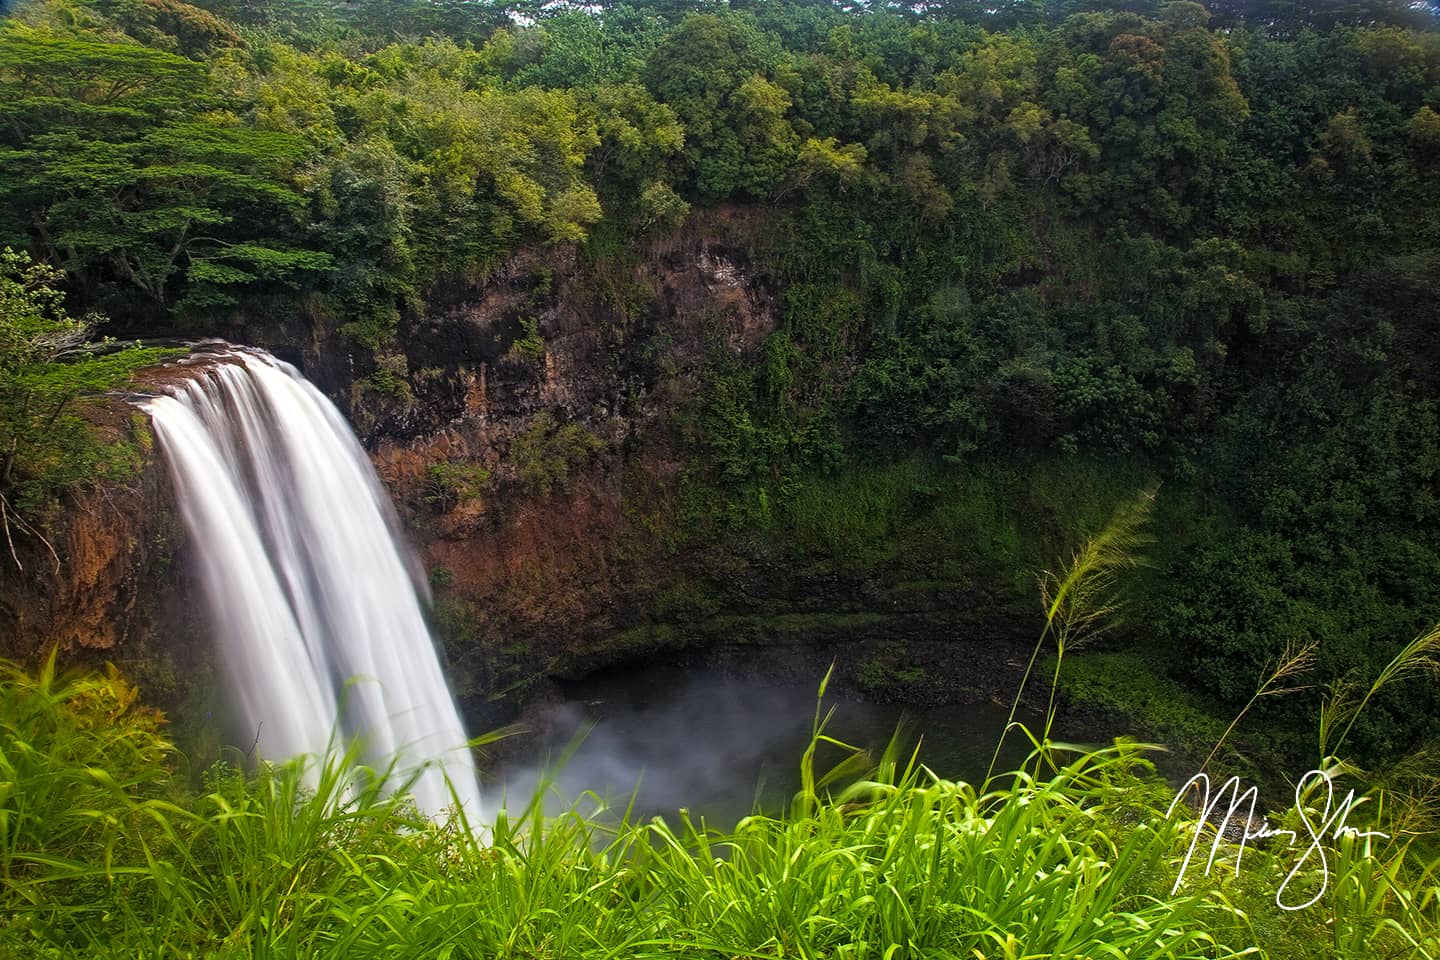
1304, 623, 1440, 951
1320, 622, 1440, 767
1261, 782, 1440, 957
1227, 623, 1440, 959
1198, 638, 1318, 776
1373, 744, 1440, 841
987, 482, 1157, 785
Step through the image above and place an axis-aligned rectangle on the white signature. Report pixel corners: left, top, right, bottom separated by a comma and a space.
1164, 769, 1390, 910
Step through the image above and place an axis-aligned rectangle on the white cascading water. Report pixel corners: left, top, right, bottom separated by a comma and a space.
142, 346, 483, 821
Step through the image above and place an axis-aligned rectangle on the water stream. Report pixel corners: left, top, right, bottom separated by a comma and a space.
143, 347, 482, 820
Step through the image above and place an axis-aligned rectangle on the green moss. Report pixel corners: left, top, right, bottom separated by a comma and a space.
770, 455, 1152, 591
431, 596, 478, 658
353, 352, 412, 403
509, 411, 603, 495
509, 315, 546, 363
648, 579, 725, 620
601, 622, 684, 657
339, 302, 400, 351
857, 656, 928, 696
596, 610, 897, 662
425, 462, 491, 507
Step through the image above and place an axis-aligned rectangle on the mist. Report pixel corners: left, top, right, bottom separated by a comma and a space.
483, 666, 1029, 827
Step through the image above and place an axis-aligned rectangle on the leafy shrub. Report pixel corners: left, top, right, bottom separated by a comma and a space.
509, 411, 603, 495
0, 249, 179, 527
425, 462, 492, 508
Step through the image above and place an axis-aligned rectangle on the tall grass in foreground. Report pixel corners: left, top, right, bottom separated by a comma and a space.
2, 654, 1439, 958
987, 483, 1157, 784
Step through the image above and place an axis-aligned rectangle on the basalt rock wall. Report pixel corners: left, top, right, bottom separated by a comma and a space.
0, 406, 208, 704
338, 207, 1033, 720
7, 207, 1035, 731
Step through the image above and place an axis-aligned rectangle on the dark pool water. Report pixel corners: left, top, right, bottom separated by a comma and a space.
483, 666, 1044, 828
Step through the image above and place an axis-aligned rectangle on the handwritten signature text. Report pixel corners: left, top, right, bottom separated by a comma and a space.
1164, 769, 1389, 910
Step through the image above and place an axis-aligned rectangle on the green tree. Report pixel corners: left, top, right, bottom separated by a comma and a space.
0, 248, 174, 543
584, 81, 685, 190
643, 13, 798, 201
0, 29, 330, 314
88, 0, 243, 58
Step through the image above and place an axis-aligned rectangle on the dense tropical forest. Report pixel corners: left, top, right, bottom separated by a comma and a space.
3, 0, 1440, 952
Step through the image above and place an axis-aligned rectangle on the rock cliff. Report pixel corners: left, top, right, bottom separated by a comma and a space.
4, 208, 1035, 733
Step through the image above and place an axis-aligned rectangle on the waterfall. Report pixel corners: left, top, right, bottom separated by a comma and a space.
142, 346, 483, 821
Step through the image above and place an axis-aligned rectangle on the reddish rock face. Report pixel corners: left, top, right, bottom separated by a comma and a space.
357, 208, 783, 689
0, 403, 188, 661
2, 208, 780, 707
5, 206, 1030, 733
